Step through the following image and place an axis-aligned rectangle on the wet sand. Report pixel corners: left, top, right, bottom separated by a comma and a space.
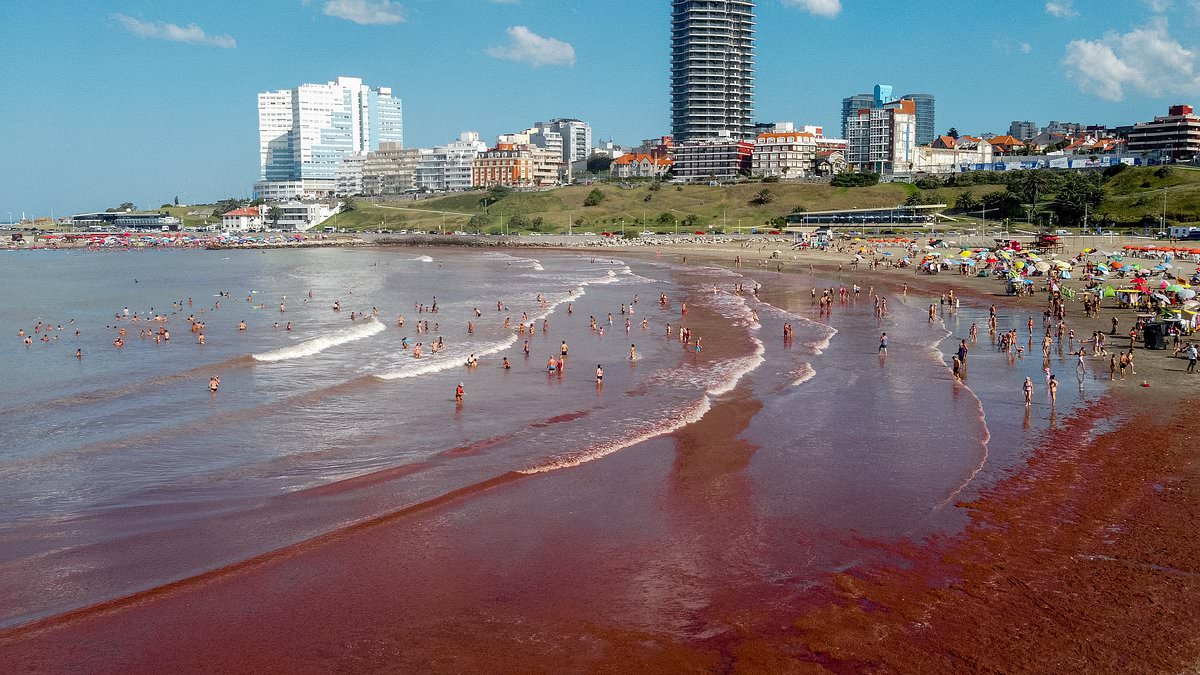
2, 244, 1199, 673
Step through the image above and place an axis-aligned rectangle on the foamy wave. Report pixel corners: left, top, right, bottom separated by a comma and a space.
790, 363, 816, 387
413, 255, 433, 263
519, 398, 711, 474
375, 333, 519, 381
521, 335, 766, 475
252, 319, 385, 362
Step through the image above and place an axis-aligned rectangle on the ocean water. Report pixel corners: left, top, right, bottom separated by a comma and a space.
0, 247, 1103, 629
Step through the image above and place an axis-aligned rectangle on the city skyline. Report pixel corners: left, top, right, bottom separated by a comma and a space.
2, 0, 1193, 217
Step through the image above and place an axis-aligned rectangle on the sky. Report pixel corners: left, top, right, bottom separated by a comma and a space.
2, 0, 1197, 218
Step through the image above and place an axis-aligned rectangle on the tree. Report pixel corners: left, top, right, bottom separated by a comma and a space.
586, 155, 613, 174
750, 188, 774, 206
981, 191, 1023, 219
268, 206, 283, 229
1050, 172, 1104, 227
954, 190, 981, 212
947, 127, 960, 140
341, 196, 357, 212
657, 212, 676, 227
648, 180, 663, 192
484, 185, 511, 207
583, 187, 605, 207
107, 202, 135, 213
211, 198, 245, 217
508, 213, 531, 231
529, 216, 544, 231
467, 213, 492, 233
831, 172, 879, 187
173, 195, 180, 207
1008, 170, 1054, 215
681, 214, 701, 230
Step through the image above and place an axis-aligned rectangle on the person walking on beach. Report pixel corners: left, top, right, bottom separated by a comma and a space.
1188, 344, 1198, 374
1048, 375, 1058, 406
1023, 377, 1033, 406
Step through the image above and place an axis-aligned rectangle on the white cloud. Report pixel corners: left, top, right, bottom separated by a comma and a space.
1045, 0, 1078, 17
322, 0, 405, 25
1063, 18, 1200, 100
1020, 42, 1033, 53
1145, 0, 1172, 12
111, 14, 236, 48
486, 26, 575, 67
782, 0, 842, 18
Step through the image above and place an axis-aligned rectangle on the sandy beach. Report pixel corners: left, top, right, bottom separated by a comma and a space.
1, 239, 1197, 673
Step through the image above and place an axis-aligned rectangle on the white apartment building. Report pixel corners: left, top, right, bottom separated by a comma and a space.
413, 131, 489, 192
533, 119, 593, 164
846, 98, 916, 175
361, 142, 422, 196
335, 154, 367, 196
256, 76, 403, 199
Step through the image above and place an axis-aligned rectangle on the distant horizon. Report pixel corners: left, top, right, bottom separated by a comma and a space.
2, 0, 1191, 217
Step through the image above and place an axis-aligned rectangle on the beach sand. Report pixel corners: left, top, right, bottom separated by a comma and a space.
1, 240, 1198, 673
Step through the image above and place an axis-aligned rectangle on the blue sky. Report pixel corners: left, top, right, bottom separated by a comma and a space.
2, 0, 1195, 218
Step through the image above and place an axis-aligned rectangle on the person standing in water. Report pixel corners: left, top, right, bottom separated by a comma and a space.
878, 332, 888, 354
1023, 377, 1033, 406
629, 344, 637, 361
455, 383, 464, 403
1047, 375, 1058, 406
595, 364, 604, 385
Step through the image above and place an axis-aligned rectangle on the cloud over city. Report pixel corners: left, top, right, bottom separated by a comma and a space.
781, 0, 842, 18
322, 0, 405, 25
111, 14, 236, 48
1045, 0, 1078, 18
486, 26, 576, 67
1063, 18, 1200, 100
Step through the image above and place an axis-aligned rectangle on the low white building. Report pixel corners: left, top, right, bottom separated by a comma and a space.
274, 202, 337, 232
221, 206, 263, 231
335, 154, 367, 197
253, 179, 335, 201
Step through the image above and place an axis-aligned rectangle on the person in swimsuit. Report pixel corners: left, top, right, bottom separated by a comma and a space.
502, 357, 511, 370
455, 383, 464, 403
1023, 377, 1033, 406
209, 376, 220, 393
547, 356, 557, 372
595, 365, 603, 384
878, 333, 888, 353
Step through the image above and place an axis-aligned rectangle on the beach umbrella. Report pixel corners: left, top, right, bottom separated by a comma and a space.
1168, 284, 1186, 293
1053, 260, 1071, 269
1034, 261, 1051, 273
1184, 300, 1200, 310
1179, 289, 1197, 300
1060, 271, 1072, 279
883, 251, 893, 256
1153, 292, 1171, 303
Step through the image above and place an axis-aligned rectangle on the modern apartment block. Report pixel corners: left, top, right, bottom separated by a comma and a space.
533, 119, 593, 164
671, 138, 754, 182
846, 98, 916, 175
1009, 120, 1037, 142
670, 0, 756, 142
1128, 105, 1200, 159
255, 76, 403, 200
415, 132, 489, 193
361, 142, 421, 196
842, 87, 933, 147
841, 93, 874, 139
903, 93, 936, 145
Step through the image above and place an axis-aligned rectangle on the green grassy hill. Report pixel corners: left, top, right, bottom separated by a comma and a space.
343, 181, 918, 233
1094, 166, 1200, 225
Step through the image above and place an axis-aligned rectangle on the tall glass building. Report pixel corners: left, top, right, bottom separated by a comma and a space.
902, 93, 936, 146
670, 1, 756, 142
257, 76, 403, 185
841, 93, 874, 139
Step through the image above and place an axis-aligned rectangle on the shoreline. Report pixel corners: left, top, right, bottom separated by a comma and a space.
1, 242, 1197, 672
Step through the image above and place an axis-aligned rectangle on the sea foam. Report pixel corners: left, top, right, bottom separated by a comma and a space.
252, 318, 386, 362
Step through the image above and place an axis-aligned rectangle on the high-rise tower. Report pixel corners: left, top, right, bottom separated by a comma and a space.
670, 1, 755, 142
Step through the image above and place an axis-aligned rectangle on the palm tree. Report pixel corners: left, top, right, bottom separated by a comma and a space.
267, 206, 282, 229
1011, 170, 1053, 224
